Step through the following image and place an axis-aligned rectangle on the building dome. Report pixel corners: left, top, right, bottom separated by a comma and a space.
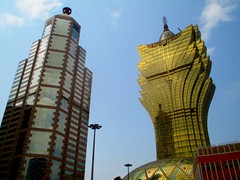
123, 158, 194, 180
159, 16, 174, 41
159, 30, 174, 41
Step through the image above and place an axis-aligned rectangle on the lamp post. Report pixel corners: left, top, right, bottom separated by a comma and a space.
124, 163, 132, 180
88, 124, 102, 180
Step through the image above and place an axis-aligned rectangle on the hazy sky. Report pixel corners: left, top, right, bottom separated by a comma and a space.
0, 0, 240, 179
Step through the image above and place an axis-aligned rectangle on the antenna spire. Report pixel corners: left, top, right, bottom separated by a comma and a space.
163, 16, 167, 26
162, 16, 169, 32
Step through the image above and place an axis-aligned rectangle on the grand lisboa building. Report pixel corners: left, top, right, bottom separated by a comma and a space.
123, 17, 215, 180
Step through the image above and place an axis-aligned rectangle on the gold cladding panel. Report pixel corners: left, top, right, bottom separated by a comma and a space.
138, 25, 215, 159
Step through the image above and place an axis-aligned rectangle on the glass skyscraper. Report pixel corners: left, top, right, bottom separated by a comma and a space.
0, 8, 92, 179
138, 18, 215, 160
123, 17, 215, 179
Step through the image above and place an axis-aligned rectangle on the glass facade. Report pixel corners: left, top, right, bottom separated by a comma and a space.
123, 158, 194, 180
129, 22, 216, 180
0, 13, 92, 180
138, 24, 215, 160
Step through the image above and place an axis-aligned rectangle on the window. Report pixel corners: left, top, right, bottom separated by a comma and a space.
72, 23, 80, 41
50, 160, 61, 179
43, 23, 52, 37
50, 35, 68, 51
53, 19, 70, 36
53, 134, 64, 158
46, 51, 65, 67
60, 96, 69, 110
42, 68, 62, 86
33, 107, 55, 129
27, 131, 51, 154
38, 87, 58, 106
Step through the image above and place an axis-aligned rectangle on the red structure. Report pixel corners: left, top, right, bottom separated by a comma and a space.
194, 142, 240, 180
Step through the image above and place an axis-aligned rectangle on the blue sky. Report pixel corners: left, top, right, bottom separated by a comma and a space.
0, 0, 240, 179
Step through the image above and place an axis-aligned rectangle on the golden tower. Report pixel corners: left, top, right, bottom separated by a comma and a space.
138, 17, 215, 160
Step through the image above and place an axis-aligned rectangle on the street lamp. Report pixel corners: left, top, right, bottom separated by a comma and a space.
124, 163, 132, 180
88, 124, 102, 180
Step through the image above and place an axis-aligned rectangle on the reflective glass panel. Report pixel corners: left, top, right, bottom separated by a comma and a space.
72, 23, 80, 41
50, 160, 61, 180
26, 93, 35, 105
46, 51, 65, 68
27, 131, 51, 154
69, 40, 77, 57
57, 111, 67, 132
43, 23, 52, 37
38, 87, 58, 106
53, 18, 71, 36
60, 97, 69, 111
63, 73, 72, 90
66, 56, 75, 73
32, 107, 55, 129
23, 157, 47, 179
39, 36, 49, 52
42, 68, 62, 86
31, 68, 42, 87
35, 52, 46, 69
53, 134, 64, 158
50, 35, 68, 51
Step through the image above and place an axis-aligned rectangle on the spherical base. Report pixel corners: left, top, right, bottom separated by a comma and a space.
123, 158, 194, 180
